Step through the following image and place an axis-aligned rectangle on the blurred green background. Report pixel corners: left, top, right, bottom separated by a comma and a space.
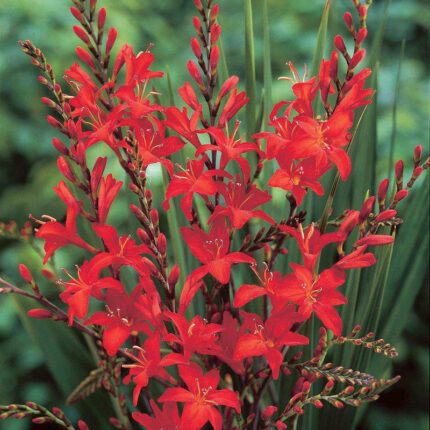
0, 0, 428, 429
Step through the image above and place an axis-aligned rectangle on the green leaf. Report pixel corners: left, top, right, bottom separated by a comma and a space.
262, 0, 272, 130
244, 0, 257, 140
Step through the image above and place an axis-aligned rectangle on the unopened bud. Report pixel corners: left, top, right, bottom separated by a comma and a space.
314, 399, 324, 408
334, 35, 347, 55
28, 309, 55, 319
413, 145, 422, 167
41, 97, 56, 108
374, 209, 396, 223
378, 178, 389, 209
57, 156, 77, 183
150, 208, 159, 225
187, 60, 205, 89
275, 421, 287, 429
262, 406, 278, 421
191, 37, 202, 59
106, 28, 117, 54
359, 196, 375, 224
136, 228, 150, 244
73, 26, 91, 45
47, 115, 63, 131
395, 160, 404, 185
343, 12, 353, 30
19, 264, 33, 284
210, 45, 220, 74
211, 23, 221, 44
76, 46, 96, 69
41, 268, 57, 282
349, 49, 365, 69
192, 17, 202, 35
356, 28, 367, 44
70, 7, 84, 22
394, 189, 408, 203
157, 233, 167, 254
78, 420, 90, 430
98, 8, 106, 31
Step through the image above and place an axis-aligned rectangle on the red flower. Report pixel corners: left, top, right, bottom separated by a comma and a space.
163, 159, 231, 221
218, 89, 249, 127
122, 46, 164, 87
97, 174, 123, 224
164, 105, 202, 149
208, 178, 274, 229
233, 266, 291, 309
196, 122, 260, 182
59, 255, 123, 325
280, 223, 345, 271
85, 285, 151, 356
127, 118, 185, 176
123, 334, 175, 406
268, 155, 330, 205
335, 245, 376, 270
180, 218, 255, 284
216, 312, 246, 374
287, 111, 353, 180
234, 308, 308, 379
283, 263, 347, 336
92, 223, 152, 274
36, 181, 98, 263
132, 400, 181, 430
158, 363, 240, 430
163, 312, 224, 360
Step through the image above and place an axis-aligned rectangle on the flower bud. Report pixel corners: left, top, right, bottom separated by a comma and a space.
46, 115, 63, 131
168, 264, 180, 289
41, 268, 57, 282
73, 26, 91, 45
137, 228, 150, 245
211, 4, 220, 21
187, 60, 205, 89
78, 421, 89, 430
275, 421, 287, 429
191, 37, 202, 59
359, 196, 375, 224
329, 50, 338, 80
349, 49, 365, 69
192, 16, 202, 35
339, 210, 359, 237
70, 7, 84, 22
262, 406, 277, 421
334, 35, 347, 55
218, 75, 239, 100
76, 46, 96, 69
378, 178, 389, 209
313, 399, 324, 408
41, 97, 57, 108
157, 233, 167, 254
98, 8, 106, 31
211, 23, 221, 44
356, 28, 367, 44
28, 309, 54, 319
193, 0, 203, 11
358, 5, 367, 20
343, 12, 353, 30
19, 264, 33, 284
106, 28, 117, 54
413, 145, 422, 167
57, 156, 77, 183
210, 45, 220, 74
356, 235, 394, 247
374, 209, 396, 223
395, 160, 404, 184
394, 189, 408, 202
